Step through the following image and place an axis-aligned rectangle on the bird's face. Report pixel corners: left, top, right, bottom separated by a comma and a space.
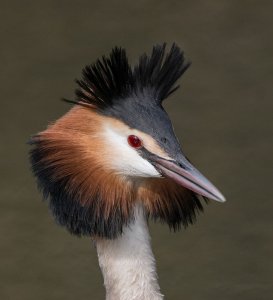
101, 98, 225, 203
101, 117, 167, 178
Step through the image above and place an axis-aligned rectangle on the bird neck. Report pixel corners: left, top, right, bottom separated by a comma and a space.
95, 204, 163, 300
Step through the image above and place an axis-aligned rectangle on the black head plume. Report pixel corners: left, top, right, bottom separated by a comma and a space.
75, 43, 190, 109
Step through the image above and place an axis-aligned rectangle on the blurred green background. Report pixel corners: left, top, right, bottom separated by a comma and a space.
1, 1, 272, 299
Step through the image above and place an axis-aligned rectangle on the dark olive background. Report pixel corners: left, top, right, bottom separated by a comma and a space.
1, 1, 272, 299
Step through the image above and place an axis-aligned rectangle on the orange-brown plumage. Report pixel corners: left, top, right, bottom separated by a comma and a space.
30, 105, 204, 237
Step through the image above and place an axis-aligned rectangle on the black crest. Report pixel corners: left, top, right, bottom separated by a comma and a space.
75, 43, 190, 109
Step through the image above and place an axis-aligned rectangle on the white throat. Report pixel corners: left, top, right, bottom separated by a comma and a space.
95, 205, 163, 300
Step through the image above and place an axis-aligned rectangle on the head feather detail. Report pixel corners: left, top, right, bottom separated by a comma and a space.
75, 43, 190, 109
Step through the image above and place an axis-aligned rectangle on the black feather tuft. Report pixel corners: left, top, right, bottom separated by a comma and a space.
75, 43, 190, 108
133, 43, 190, 102
156, 194, 209, 232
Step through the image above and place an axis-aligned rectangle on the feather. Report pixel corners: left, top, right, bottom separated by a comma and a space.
74, 43, 190, 109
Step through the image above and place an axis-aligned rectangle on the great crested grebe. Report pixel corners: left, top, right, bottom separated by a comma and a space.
30, 43, 225, 300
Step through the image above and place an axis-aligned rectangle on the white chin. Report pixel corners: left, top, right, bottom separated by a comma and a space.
118, 158, 161, 177
110, 148, 161, 177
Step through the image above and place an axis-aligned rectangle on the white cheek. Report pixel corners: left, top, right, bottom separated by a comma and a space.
103, 125, 160, 177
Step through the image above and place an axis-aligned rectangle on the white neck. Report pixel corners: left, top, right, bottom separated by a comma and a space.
95, 205, 163, 300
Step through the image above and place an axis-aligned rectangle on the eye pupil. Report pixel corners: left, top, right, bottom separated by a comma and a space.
127, 135, 142, 149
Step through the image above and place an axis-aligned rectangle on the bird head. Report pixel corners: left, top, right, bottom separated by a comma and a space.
30, 43, 225, 239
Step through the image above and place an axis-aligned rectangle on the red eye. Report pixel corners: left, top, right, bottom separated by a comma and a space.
127, 135, 142, 149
